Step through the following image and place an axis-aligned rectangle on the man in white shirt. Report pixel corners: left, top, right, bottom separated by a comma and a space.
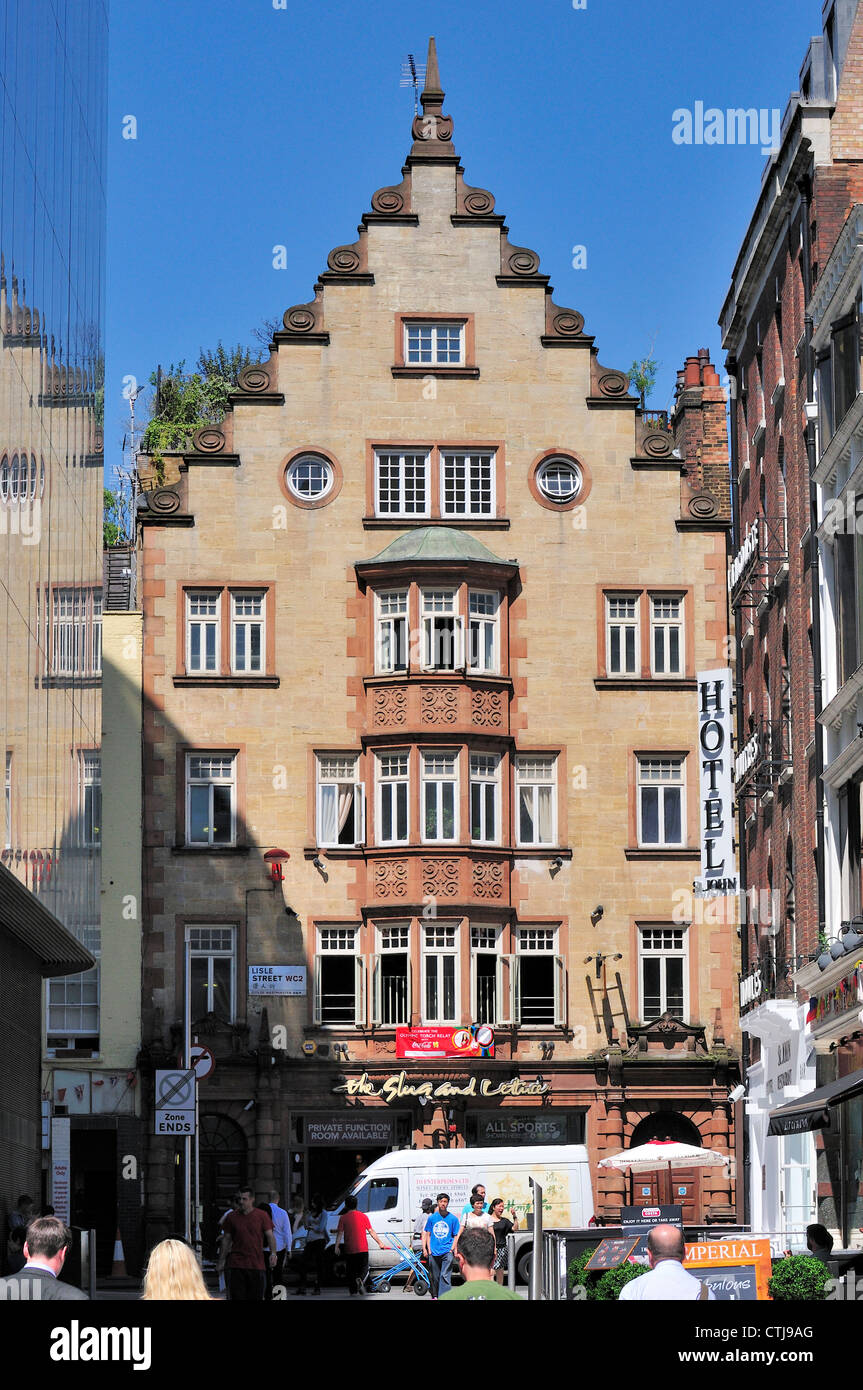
618, 1225, 715, 1301
267, 1190, 293, 1296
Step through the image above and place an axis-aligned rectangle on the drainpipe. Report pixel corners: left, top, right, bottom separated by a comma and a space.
726, 350, 750, 1227
798, 173, 827, 950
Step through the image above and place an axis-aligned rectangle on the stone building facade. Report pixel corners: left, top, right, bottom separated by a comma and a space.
137, 40, 739, 1253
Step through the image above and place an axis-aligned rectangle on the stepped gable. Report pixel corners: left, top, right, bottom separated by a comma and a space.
272, 37, 621, 375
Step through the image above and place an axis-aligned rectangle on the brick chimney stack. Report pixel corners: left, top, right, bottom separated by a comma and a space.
672, 347, 730, 522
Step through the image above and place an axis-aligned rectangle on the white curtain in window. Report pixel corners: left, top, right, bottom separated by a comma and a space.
320, 783, 355, 843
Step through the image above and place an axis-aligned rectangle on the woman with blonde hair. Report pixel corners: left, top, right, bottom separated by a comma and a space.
141, 1239, 212, 1300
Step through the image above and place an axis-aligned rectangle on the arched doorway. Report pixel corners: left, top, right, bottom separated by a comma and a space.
627, 1111, 705, 1219
199, 1114, 248, 1259
629, 1111, 703, 1148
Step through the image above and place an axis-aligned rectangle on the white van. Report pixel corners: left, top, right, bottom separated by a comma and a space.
326, 1145, 594, 1282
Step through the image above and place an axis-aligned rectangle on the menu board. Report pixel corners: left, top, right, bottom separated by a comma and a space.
584, 1237, 641, 1272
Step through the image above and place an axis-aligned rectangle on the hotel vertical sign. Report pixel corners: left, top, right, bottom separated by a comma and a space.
694, 669, 738, 897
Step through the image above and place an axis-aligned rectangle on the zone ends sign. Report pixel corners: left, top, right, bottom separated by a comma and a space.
694, 670, 739, 899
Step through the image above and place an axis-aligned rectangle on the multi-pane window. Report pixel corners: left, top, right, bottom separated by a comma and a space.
422, 751, 458, 842
470, 754, 499, 844
375, 451, 429, 517
639, 927, 687, 1020
606, 595, 639, 676
186, 754, 236, 845
471, 924, 501, 1025
315, 926, 363, 1025
187, 590, 220, 672
650, 595, 684, 676
516, 927, 563, 1026
422, 589, 462, 670
49, 586, 101, 676
376, 590, 409, 674
468, 590, 499, 673
79, 752, 101, 847
377, 752, 409, 844
47, 965, 100, 1040
317, 754, 365, 847
231, 591, 265, 672
637, 757, 685, 847
440, 452, 495, 516
187, 925, 236, 1023
374, 923, 410, 1026
515, 756, 556, 846
286, 454, 334, 501
423, 924, 458, 1023
404, 322, 464, 365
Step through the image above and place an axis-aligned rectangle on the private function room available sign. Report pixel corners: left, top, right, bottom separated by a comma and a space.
249, 965, 307, 995
694, 668, 738, 898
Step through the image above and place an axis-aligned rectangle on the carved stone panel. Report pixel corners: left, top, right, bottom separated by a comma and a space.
421, 686, 459, 724
472, 860, 504, 899
373, 686, 407, 727
471, 689, 503, 728
422, 858, 460, 898
373, 860, 409, 898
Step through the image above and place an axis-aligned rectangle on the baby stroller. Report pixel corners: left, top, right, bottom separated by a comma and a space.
369, 1234, 431, 1296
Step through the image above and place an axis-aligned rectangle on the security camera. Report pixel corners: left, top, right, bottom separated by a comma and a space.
312, 856, 325, 871
552, 856, 564, 869
728, 1084, 745, 1103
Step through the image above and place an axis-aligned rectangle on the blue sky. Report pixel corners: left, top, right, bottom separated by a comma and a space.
106, 0, 822, 476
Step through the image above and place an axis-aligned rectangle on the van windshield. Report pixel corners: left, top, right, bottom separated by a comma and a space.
350, 1177, 400, 1213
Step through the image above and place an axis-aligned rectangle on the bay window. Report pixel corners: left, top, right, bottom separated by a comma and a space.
423, 923, 459, 1023
422, 751, 458, 842
470, 753, 499, 844
376, 589, 409, 673
377, 751, 409, 844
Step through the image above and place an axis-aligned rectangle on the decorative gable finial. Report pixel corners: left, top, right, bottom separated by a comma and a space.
408, 37, 456, 162
420, 36, 444, 111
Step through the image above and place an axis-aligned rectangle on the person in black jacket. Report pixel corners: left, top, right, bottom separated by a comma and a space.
0, 1216, 89, 1301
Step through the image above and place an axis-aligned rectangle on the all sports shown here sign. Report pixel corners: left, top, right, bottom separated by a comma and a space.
694, 669, 739, 898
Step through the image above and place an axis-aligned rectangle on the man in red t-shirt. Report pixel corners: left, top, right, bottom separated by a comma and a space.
219, 1187, 276, 1301
334, 1196, 387, 1295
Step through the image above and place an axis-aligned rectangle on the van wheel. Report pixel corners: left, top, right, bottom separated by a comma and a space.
516, 1250, 532, 1286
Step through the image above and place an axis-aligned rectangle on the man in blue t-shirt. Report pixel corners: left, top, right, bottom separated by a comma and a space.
422, 1193, 461, 1299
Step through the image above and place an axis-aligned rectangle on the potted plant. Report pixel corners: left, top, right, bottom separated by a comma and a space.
768, 1254, 831, 1301
815, 932, 832, 972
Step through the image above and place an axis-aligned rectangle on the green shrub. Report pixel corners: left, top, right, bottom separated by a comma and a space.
594, 1261, 648, 1300
566, 1248, 600, 1300
768, 1255, 831, 1302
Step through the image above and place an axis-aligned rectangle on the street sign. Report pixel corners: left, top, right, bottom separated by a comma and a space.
154, 1068, 196, 1135
189, 1044, 215, 1081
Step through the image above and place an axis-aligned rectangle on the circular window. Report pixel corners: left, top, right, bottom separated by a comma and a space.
528, 449, 592, 512
537, 457, 581, 503
286, 453, 334, 501
279, 448, 343, 509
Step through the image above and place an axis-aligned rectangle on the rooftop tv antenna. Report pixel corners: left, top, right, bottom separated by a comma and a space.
400, 53, 426, 115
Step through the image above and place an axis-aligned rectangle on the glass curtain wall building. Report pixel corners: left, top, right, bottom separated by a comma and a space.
0, 1, 108, 1051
